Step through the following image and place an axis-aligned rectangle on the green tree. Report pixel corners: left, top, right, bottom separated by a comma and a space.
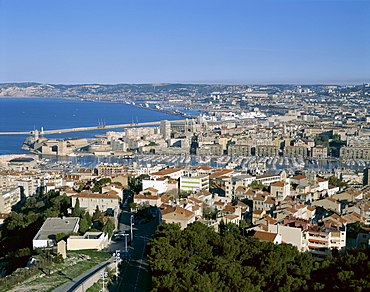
92, 206, 102, 220
102, 219, 115, 237
72, 198, 83, 217
249, 180, 264, 190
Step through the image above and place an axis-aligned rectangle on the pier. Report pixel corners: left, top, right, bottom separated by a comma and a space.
0, 120, 186, 135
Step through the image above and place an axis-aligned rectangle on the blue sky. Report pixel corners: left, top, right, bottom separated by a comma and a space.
0, 0, 369, 85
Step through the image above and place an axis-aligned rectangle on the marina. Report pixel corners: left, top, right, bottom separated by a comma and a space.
36, 153, 370, 175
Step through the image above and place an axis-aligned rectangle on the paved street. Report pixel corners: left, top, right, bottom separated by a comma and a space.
109, 210, 159, 292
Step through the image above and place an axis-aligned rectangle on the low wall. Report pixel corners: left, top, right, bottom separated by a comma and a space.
73, 261, 116, 292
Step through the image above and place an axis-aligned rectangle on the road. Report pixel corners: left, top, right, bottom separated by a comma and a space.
108, 210, 159, 292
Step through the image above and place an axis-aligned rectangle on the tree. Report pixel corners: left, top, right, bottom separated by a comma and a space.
249, 180, 264, 190
147, 222, 316, 292
72, 198, 82, 217
56, 232, 68, 242
102, 219, 115, 237
91, 178, 111, 193
79, 216, 90, 234
92, 206, 102, 220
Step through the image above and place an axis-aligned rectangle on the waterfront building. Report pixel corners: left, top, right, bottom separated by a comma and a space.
255, 145, 279, 156
228, 144, 252, 156
311, 146, 328, 158
284, 146, 308, 157
197, 144, 223, 155
340, 147, 370, 159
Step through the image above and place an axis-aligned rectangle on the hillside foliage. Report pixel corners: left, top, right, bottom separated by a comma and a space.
146, 222, 370, 292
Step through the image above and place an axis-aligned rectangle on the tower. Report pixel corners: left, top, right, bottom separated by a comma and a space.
160, 120, 171, 140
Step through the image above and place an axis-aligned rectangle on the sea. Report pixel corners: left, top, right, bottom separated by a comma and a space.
0, 98, 184, 155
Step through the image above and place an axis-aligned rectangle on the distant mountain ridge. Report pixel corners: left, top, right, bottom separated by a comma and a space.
0, 82, 363, 101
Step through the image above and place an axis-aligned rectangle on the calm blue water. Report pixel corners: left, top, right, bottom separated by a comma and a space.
0, 98, 183, 154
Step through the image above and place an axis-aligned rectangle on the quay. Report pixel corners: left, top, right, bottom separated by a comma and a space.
0, 120, 186, 135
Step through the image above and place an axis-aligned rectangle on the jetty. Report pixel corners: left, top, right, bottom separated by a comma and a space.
0, 120, 186, 135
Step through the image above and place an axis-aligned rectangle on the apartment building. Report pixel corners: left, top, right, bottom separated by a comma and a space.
228, 144, 252, 156
311, 146, 328, 158
96, 164, 126, 176
255, 145, 279, 156
197, 144, 223, 155
0, 187, 21, 213
340, 147, 370, 159
284, 146, 308, 157
72, 191, 120, 215
180, 175, 209, 192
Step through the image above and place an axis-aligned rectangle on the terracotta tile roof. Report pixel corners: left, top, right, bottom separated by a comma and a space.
189, 197, 203, 204
209, 169, 233, 179
258, 223, 268, 231
73, 191, 119, 199
143, 187, 159, 193
235, 186, 247, 192
254, 231, 278, 242
135, 194, 160, 200
160, 195, 170, 203
285, 207, 298, 213
224, 214, 239, 220
192, 205, 200, 211
291, 175, 306, 180
197, 166, 214, 170
271, 181, 286, 187
151, 168, 183, 176
160, 206, 194, 218
263, 215, 277, 225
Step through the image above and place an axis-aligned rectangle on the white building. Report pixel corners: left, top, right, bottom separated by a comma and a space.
33, 217, 80, 249
142, 177, 168, 194
180, 175, 209, 192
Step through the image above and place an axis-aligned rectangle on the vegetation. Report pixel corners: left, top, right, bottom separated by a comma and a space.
248, 180, 268, 191
0, 191, 70, 275
328, 176, 348, 188
147, 222, 370, 292
1, 250, 111, 292
91, 178, 111, 193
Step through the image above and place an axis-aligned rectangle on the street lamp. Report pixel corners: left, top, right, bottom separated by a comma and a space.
130, 215, 134, 245
113, 250, 121, 276
100, 271, 108, 292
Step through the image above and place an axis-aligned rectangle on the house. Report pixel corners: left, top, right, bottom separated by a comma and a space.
33, 217, 80, 249
270, 181, 290, 201
160, 206, 195, 229
222, 214, 240, 225
142, 177, 168, 194
252, 209, 266, 224
312, 197, 341, 214
72, 191, 120, 215
102, 183, 124, 200
134, 193, 162, 207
